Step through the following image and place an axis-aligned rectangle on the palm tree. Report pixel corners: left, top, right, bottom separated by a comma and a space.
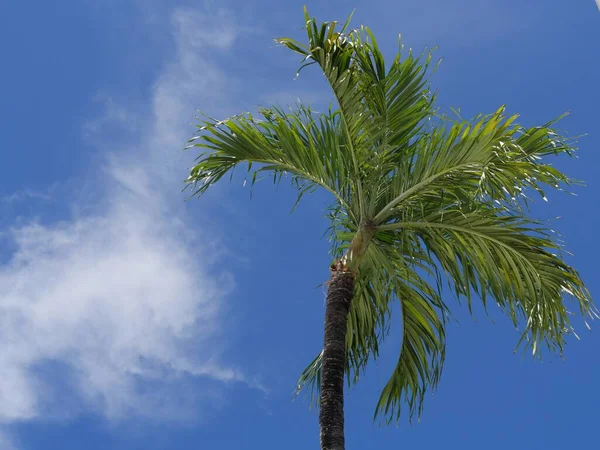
184, 9, 596, 450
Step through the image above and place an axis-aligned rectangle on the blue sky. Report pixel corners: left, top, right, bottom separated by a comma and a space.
1, 1, 599, 449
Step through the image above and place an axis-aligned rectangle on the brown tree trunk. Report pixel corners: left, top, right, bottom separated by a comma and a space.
319, 268, 355, 450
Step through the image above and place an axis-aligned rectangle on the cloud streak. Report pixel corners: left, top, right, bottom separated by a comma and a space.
0, 6, 250, 428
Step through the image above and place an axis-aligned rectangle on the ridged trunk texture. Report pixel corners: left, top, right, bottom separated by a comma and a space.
319, 269, 355, 450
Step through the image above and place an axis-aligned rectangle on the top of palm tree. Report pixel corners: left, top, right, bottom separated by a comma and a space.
184, 7, 596, 423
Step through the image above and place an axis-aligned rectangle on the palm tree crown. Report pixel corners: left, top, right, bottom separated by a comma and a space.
185, 9, 596, 423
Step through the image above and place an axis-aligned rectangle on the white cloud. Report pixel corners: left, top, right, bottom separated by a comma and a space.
0, 188, 53, 205
0, 201, 235, 422
0, 6, 252, 427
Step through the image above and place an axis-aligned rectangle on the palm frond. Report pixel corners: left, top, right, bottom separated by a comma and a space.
373, 108, 577, 224
380, 205, 596, 355
276, 8, 368, 220
297, 228, 448, 423
295, 234, 395, 406
369, 233, 447, 423
276, 11, 437, 221
186, 104, 360, 224
375, 269, 446, 422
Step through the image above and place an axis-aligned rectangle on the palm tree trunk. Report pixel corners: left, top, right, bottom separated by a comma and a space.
319, 268, 355, 450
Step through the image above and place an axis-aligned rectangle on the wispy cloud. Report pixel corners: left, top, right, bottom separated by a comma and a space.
0, 188, 53, 205
0, 6, 253, 429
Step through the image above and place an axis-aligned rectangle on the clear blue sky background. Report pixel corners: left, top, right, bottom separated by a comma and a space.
1, 1, 599, 449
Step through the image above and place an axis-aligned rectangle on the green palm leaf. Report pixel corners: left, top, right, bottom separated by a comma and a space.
373, 108, 576, 224
380, 205, 595, 354
186, 104, 360, 224
186, 9, 595, 426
